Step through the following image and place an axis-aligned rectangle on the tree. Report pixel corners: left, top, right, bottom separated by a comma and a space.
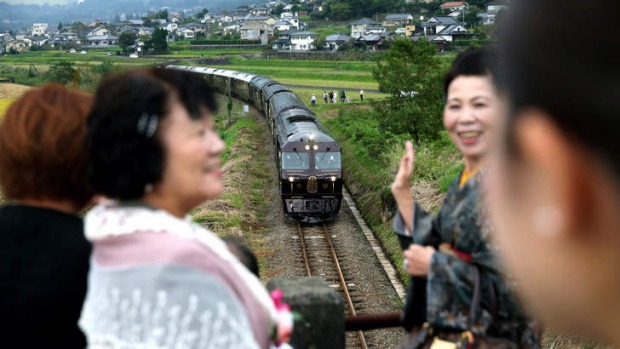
196, 8, 209, 19
47, 61, 76, 85
117, 31, 138, 54
145, 28, 168, 53
329, 2, 352, 21
372, 38, 445, 143
271, 3, 284, 16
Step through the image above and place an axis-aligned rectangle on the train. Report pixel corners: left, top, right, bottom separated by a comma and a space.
166, 65, 343, 223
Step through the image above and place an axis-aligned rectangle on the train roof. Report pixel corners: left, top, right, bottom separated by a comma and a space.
211, 68, 256, 82
262, 83, 292, 100
277, 108, 336, 144
250, 76, 275, 90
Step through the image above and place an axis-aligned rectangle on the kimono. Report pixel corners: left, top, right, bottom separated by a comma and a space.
394, 170, 540, 347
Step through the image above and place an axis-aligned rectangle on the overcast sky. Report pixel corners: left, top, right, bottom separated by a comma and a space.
3, 0, 71, 4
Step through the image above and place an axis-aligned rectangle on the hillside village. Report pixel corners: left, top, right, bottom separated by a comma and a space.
0, 0, 509, 56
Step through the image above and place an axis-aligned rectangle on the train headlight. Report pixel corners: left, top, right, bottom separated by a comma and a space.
309, 133, 315, 141
331, 176, 337, 182
313, 145, 318, 150
288, 176, 295, 182
305, 145, 310, 150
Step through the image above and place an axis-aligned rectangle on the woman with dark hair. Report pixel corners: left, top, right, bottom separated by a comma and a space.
487, 0, 620, 345
80, 68, 277, 348
391, 48, 540, 347
0, 84, 93, 348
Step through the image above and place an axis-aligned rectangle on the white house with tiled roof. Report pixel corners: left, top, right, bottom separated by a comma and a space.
383, 14, 413, 27
290, 31, 317, 51
350, 17, 379, 39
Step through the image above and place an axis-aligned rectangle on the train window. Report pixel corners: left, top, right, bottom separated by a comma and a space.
314, 152, 341, 170
282, 152, 309, 170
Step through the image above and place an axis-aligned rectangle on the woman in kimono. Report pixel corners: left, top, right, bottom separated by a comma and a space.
80, 68, 278, 349
391, 48, 540, 347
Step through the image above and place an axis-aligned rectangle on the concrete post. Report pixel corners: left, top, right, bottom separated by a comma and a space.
267, 277, 345, 349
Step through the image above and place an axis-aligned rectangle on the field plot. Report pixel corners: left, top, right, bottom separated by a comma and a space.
209, 58, 388, 102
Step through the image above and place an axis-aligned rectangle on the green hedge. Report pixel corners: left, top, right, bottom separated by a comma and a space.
453, 39, 491, 47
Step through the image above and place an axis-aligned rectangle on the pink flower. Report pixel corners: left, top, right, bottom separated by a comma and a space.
270, 289, 294, 346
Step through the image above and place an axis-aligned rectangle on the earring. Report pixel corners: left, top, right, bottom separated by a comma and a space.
144, 183, 153, 194
532, 206, 564, 237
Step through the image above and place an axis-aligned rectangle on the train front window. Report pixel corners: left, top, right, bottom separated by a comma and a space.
315, 152, 341, 170
282, 152, 309, 170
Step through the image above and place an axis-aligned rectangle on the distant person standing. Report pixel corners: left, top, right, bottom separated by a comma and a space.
340, 89, 346, 103
323, 90, 328, 104
360, 89, 364, 101
310, 94, 316, 106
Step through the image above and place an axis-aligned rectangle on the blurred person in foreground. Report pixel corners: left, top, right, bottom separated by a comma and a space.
486, 0, 620, 345
79, 67, 281, 348
391, 47, 540, 347
0, 84, 93, 348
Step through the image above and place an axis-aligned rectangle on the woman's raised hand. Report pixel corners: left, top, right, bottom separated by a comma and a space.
391, 141, 415, 199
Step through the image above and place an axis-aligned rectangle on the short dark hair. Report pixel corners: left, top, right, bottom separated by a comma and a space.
443, 47, 495, 96
496, 0, 620, 177
0, 84, 93, 207
86, 68, 218, 200
222, 237, 259, 277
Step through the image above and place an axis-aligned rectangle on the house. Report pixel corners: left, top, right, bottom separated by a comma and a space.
413, 16, 469, 45
223, 24, 240, 35
178, 28, 195, 39
31, 23, 48, 36
355, 34, 382, 51
383, 14, 413, 27
280, 14, 302, 29
126, 19, 145, 26
478, 0, 510, 25
240, 22, 273, 40
273, 19, 296, 31
183, 22, 205, 35
290, 31, 317, 51
166, 23, 179, 34
217, 15, 234, 24
418, 16, 468, 42
365, 26, 386, 35
88, 27, 110, 37
137, 26, 155, 36
325, 34, 352, 51
5, 39, 30, 52
29, 36, 48, 46
271, 30, 294, 50
440, 1, 469, 12
244, 16, 277, 26
250, 6, 270, 16
85, 34, 117, 47
350, 17, 379, 39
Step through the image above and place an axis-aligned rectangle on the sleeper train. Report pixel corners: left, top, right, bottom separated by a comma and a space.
166, 65, 343, 223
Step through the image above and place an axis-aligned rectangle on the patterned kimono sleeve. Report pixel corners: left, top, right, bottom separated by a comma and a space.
393, 203, 443, 248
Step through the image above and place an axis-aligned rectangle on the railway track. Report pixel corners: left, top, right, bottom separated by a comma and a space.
295, 222, 370, 349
